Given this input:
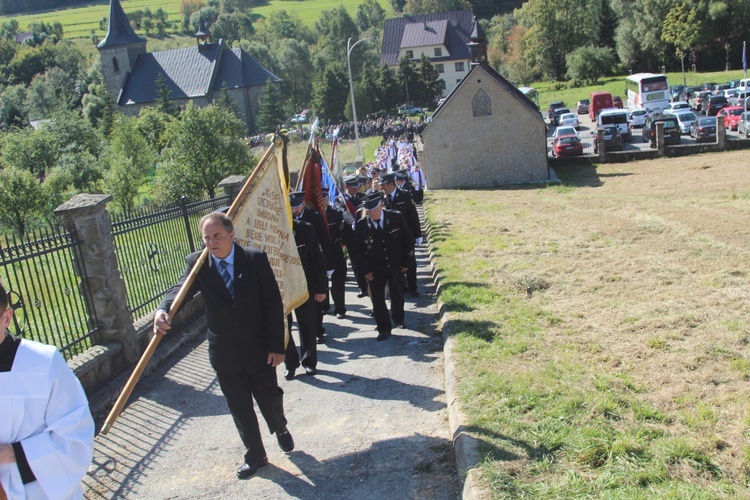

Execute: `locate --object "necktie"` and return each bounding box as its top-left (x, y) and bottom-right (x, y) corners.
top-left (219, 260), bottom-right (234, 298)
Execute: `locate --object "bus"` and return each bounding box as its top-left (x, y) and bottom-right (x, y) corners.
top-left (625, 73), bottom-right (670, 114)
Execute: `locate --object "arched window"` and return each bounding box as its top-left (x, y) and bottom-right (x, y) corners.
top-left (472, 88), bottom-right (491, 117)
top-left (112, 57), bottom-right (119, 73)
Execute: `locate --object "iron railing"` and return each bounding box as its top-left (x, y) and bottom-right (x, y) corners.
top-left (112, 195), bottom-right (231, 320)
top-left (0, 226), bottom-right (100, 361)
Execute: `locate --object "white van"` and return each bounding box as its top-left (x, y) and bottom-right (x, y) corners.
top-left (737, 78), bottom-right (750, 92)
top-left (598, 108), bottom-right (631, 142)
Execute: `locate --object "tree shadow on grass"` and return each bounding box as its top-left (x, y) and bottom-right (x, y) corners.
top-left (437, 281), bottom-right (498, 313)
top-left (443, 318), bottom-right (499, 342)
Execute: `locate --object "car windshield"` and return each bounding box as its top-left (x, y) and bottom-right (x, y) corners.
top-left (579, 99), bottom-right (589, 104)
top-left (630, 110), bottom-right (647, 117)
top-left (710, 96), bottom-right (727, 103)
top-left (675, 112), bottom-right (696, 122)
top-left (560, 113), bottom-right (576, 120)
top-left (698, 118), bottom-right (715, 125)
top-left (602, 126), bottom-right (618, 134)
top-left (556, 127), bottom-right (576, 136)
top-left (558, 136), bottom-right (579, 145)
top-left (729, 109), bottom-right (744, 116)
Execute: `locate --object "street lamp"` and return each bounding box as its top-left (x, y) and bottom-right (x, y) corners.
top-left (347, 36), bottom-right (375, 161)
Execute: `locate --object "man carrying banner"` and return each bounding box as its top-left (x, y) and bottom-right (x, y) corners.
top-left (285, 193), bottom-right (327, 380)
top-left (153, 212), bottom-right (293, 480)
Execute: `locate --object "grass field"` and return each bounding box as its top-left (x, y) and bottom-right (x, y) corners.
top-left (426, 151), bottom-right (750, 496)
top-left (1, 0), bottom-right (392, 40)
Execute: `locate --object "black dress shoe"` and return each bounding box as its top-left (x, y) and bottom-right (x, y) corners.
top-left (335, 310), bottom-right (346, 319)
top-left (409, 290), bottom-right (420, 297)
top-left (316, 335), bottom-right (325, 344)
top-left (284, 369), bottom-right (295, 381)
top-left (395, 322), bottom-right (406, 329)
top-left (357, 291), bottom-right (368, 298)
top-left (305, 366), bottom-right (317, 376)
top-left (237, 458), bottom-right (268, 479)
top-left (376, 330), bottom-right (391, 341)
top-left (277, 429), bottom-right (295, 452)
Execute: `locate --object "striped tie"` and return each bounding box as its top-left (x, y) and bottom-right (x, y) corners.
top-left (219, 260), bottom-right (234, 298)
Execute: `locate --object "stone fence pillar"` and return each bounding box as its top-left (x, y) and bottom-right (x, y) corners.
top-left (656, 121), bottom-right (665, 156)
top-left (717, 115), bottom-right (726, 149)
top-left (54, 194), bottom-right (139, 364)
top-left (218, 175), bottom-right (247, 202)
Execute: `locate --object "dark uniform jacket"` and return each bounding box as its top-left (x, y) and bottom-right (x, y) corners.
top-left (349, 210), bottom-right (413, 277)
top-left (297, 208), bottom-right (334, 270)
top-left (385, 188), bottom-right (422, 239)
top-left (159, 244), bottom-right (284, 375)
top-left (293, 219), bottom-right (327, 296)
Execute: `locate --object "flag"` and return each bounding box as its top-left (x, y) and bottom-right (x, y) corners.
top-left (320, 155), bottom-right (339, 207)
top-left (300, 149), bottom-right (330, 232)
top-left (743, 41), bottom-right (747, 76)
top-left (232, 145), bottom-right (309, 315)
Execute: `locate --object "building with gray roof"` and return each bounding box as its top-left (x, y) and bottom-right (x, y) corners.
top-left (380, 10), bottom-right (473, 98)
top-left (98, 0), bottom-right (279, 133)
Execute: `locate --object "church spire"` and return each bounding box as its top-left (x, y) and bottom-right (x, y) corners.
top-left (97, 0), bottom-right (146, 48)
top-left (468, 16), bottom-right (488, 66)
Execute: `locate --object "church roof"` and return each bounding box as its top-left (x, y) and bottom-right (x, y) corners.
top-left (97, 0), bottom-right (146, 48)
top-left (426, 62), bottom-right (544, 131)
top-left (380, 10), bottom-right (473, 66)
top-left (118, 41), bottom-right (280, 105)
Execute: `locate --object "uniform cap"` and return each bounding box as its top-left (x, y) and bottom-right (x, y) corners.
top-left (344, 174), bottom-right (360, 187)
top-left (363, 191), bottom-right (384, 210)
top-left (380, 172), bottom-right (396, 184)
top-left (394, 170), bottom-right (408, 181)
top-left (289, 191), bottom-right (306, 208)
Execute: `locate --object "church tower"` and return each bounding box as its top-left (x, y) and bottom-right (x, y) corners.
top-left (97, 0), bottom-right (147, 100)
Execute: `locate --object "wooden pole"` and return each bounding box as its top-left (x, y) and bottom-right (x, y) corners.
top-left (100, 136), bottom-right (282, 435)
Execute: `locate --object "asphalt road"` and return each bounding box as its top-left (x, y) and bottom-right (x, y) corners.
top-left (83, 221), bottom-right (460, 499)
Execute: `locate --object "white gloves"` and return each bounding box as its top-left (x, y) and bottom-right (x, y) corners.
top-left (415, 237), bottom-right (423, 245)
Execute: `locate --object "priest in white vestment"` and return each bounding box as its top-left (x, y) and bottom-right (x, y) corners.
top-left (0, 282), bottom-right (95, 500)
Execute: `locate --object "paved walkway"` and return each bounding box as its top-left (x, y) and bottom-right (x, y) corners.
top-left (83, 225), bottom-right (461, 499)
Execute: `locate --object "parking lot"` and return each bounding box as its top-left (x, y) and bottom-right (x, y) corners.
top-left (547, 114), bottom-right (748, 157)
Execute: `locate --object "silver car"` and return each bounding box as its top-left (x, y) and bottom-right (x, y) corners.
top-left (671, 109), bottom-right (698, 135)
top-left (628, 109), bottom-right (648, 128)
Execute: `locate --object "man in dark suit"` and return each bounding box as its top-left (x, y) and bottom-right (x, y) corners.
top-left (321, 188), bottom-right (347, 319)
top-left (153, 212), bottom-right (293, 480)
top-left (291, 192), bottom-right (333, 343)
top-left (285, 194), bottom-right (327, 380)
top-left (382, 172), bottom-right (423, 296)
top-left (348, 191), bottom-right (414, 340)
top-left (337, 175), bottom-right (368, 298)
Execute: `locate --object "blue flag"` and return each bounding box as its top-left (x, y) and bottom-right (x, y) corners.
top-left (320, 156), bottom-right (339, 206)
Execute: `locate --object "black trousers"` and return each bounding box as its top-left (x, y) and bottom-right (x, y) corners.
top-left (214, 365), bottom-right (286, 466)
top-left (285, 299), bottom-right (318, 370)
top-left (405, 253), bottom-right (418, 292)
top-left (329, 249), bottom-right (347, 314)
top-left (369, 267), bottom-right (405, 334)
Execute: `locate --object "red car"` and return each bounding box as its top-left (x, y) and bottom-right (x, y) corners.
top-left (613, 95), bottom-right (624, 108)
top-left (716, 106), bottom-right (744, 130)
top-left (551, 134), bottom-right (583, 157)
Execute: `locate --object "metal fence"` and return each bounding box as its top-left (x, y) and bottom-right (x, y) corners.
top-left (0, 226), bottom-right (100, 361)
top-left (112, 195), bottom-right (231, 321)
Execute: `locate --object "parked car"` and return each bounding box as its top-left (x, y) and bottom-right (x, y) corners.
top-left (576, 99), bottom-right (589, 115)
top-left (738, 112), bottom-right (750, 135)
top-left (628, 108), bottom-right (648, 128)
top-left (663, 102), bottom-right (691, 114)
top-left (551, 135), bottom-right (583, 157)
top-left (704, 95), bottom-right (729, 116)
top-left (671, 110), bottom-right (698, 135)
top-left (552, 125), bottom-right (578, 140)
top-left (398, 105), bottom-right (422, 115)
top-left (715, 83), bottom-right (731, 92)
top-left (727, 79), bottom-right (742, 88)
top-left (679, 86), bottom-right (700, 102)
top-left (690, 116), bottom-right (717, 142)
top-left (642, 113), bottom-right (681, 147)
top-left (551, 107), bottom-right (571, 126)
top-left (701, 82), bottom-right (717, 91)
top-left (731, 91), bottom-right (750, 107)
top-left (593, 125), bottom-right (623, 153)
top-left (589, 91), bottom-right (614, 121)
top-left (547, 101), bottom-right (566, 122)
top-left (690, 90), bottom-right (711, 112)
top-left (723, 89), bottom-right (738, 101)
top-left (716, 106), bottom-right (744, 131)
top-left (598, 108), bottom-right (631, 142)
top-left (612, 95), bottom-right (624, 108)
top-left (558, 112), bottom-right (580, 129)
top-left (669, 84), bottom-right (685, 101)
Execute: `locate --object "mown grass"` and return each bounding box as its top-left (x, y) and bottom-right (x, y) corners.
top-left (425, 152), bottom-right (750, 497)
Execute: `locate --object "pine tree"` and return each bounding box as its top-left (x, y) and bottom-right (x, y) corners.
top-left (155, 73), bottom-right (177, 117)
top-left (256, 79), bottom-right (285, 133)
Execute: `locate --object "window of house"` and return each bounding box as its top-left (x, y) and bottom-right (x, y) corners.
top-left (406, 50), bottom-right (413, 59)
top-left (439, 80), bottom-right (446, 90)
top-left (112, 57), bottom-right (120, 73)
top-left (455, 62), bottom-right (465, 72)
top-left (435, 64), bottom-right (444, 73)
top-left (434, 48), bottom-right (442, 57)
top-left (472, 88), bottom-right (492, 117)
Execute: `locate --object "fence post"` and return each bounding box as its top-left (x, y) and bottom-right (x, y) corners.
top-left (179, 196), bottom-right (196, 254)
top-left (717, 115), bottom-right (726, 149)
top-left (218, 175), bottom-right (247, 202)
top-left (54, 194), bottom-right (139, 364)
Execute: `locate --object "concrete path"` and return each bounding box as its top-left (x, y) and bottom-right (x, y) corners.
top-left (83, 234), bottom-right (460, 499)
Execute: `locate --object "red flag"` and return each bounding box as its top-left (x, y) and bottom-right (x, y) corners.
top-left (301, 149), bottom-right (329, 233)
